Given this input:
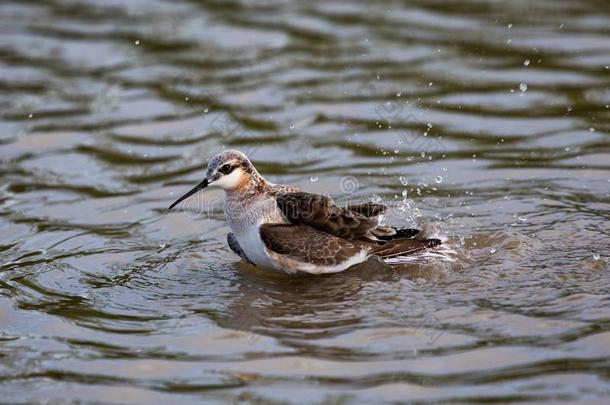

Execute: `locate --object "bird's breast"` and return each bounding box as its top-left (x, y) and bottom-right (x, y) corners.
top-left (225, 196), bottom-right (285, 231)
top-left (224, 195), bottom-right (287, 269)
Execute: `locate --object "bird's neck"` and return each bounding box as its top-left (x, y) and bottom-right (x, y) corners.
top-left (226, 171), bottom-right (269, 197)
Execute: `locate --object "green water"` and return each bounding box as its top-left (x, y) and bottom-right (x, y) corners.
top-left (1, 0), bottom-right (609, 403)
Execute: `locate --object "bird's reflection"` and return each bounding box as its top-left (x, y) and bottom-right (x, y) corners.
top-left (216, 258), bottom-right (439, 342)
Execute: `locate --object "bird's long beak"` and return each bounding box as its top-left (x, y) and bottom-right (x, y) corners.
top-left (168, 178), bottom-right (209, 210)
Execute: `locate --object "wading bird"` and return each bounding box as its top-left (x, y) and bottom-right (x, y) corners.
top-left (169, 150), bottom-right (441, 274)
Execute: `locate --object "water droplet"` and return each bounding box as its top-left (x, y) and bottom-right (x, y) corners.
top-left (203, 108), bottom-right (209, 113)
top-left (523, 59), bottom-right (530, 66)
top-left (159, 243), bottom-right (166, 249)
top-left (519, 83), bottom-right (528, 92)
top-left (507, 23), bottom-right (513, 29)
top-left (593, 253), bottom-right (601, 260)
top-left (28, 113), bottom-right (33, 118)
top-left (289, 124), bottom-right (295, 130)
top-left (435, 175), bottom-right (443, 183)
top-left (490, 248), bottom-right (497, 254)
top-left (310, 176), bottom-right (318, 182)
top-left (399, 176), bottom-right (409, 186)
top-left (134, 40), bottom-right (140, 45)
top-left (518, 216), bottom-right (527, 222)
top-left (428, 82), bottom-right (433, 86)
top-left (396, 92), bottom-right (401, 97)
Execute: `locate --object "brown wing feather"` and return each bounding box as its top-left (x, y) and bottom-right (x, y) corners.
top-left (272, 192), bottom-right (441, 266)
top-left (259, 224), bottom-right (366, 267)
top-left (276, 192), bottom-right (379, 240)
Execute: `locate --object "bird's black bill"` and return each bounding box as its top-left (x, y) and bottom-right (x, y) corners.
top-left (168, 178), bottom-right (208, 210)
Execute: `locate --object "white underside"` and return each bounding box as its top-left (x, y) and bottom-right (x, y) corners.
top-left (235, 222), bottom-right (278, 270)
top-left (264, 246), bottom-right (369, 275)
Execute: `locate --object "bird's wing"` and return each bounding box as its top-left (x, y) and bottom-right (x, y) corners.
top-left (259, 224), bottom-right (369, 273)
top-left (275, 192), bottom-right (380, 240)
top-left (273, 192), bottom-right (442, 264)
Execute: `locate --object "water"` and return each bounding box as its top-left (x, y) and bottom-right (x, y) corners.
top-left (1, 0), bottom-right (609, 402)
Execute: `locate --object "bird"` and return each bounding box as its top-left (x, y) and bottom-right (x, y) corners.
top-left (168, 150), bottom-right (441, 275)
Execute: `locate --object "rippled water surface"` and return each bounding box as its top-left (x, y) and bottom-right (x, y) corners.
top-left (1, 0), bottom-right (610, 403)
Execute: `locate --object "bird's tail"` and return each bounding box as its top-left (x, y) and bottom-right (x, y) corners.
top-left (370, 223), bottom-right (456, 264)
top-left (371, 236), bottom-right (441, 259)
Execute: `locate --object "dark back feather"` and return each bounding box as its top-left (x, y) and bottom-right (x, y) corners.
top-left (276, 192), bottom-right (379, 240)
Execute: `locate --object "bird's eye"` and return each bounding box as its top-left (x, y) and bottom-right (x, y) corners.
top-left (218, 163), bottom-right (233, 174)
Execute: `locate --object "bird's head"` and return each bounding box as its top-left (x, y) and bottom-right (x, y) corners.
top-left (169, 150), bottom-right (260, 210)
